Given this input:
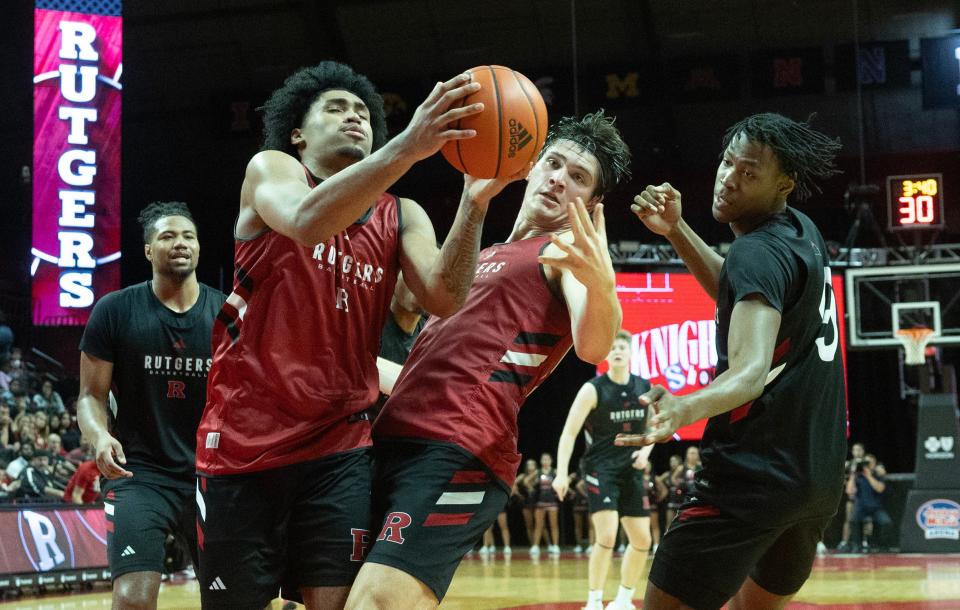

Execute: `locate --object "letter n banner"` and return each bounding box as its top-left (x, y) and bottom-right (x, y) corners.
top-left (32, 0), bottom-right (122, 326)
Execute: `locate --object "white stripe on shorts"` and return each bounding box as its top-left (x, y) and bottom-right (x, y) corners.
top-left (103, 502), bottom-right (114, 516)
top-left (436, 491), bottom-right (486, 505)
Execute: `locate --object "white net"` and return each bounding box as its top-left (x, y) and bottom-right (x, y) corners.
top-left (896, 328), bottom-right (935, 366)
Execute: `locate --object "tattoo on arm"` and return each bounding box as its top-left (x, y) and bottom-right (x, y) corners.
top-left (438, 201), bottom-right (486, 303)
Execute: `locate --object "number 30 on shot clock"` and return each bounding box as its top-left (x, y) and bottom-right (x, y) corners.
top-left (886, 173), bottom-right (944, 231)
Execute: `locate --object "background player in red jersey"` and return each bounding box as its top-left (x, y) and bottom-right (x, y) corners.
top-left (554, 330), bottom-right (653, 610)
top-left (77, 201), bottom-right (224, 610)
top-left (345, 110), bottom-right (631, 610)
top-left (195, 61), bottom-right (524, 610)
top-left (622, 113), bottom-right (846, 610)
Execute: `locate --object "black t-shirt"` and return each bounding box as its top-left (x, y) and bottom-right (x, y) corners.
top-left (583, 374), bottom-right (650, 470)
top-left (695, 208), bottom-right (847, 526)
top-left (79, 281), bottom-right (224, 486)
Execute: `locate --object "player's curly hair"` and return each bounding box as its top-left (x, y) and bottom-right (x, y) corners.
top-left (260, 61), bottom-right (387, 157)
top-left (137, 201), bottom-right (196, 243)
top-left (541, 110), bottom-right (632, 197)
top-left (722, 113), bottom-right (842, 201)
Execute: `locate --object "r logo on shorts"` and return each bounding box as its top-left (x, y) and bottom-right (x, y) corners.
top-left (377, 512), bottom-right (412, 544)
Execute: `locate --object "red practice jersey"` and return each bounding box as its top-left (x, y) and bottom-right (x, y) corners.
top-left (374, 236), bottom-right (573, 487)
top-left (197, 182), bottom-right (401, 475)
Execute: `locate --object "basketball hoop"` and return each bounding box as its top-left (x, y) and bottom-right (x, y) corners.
top-left (896, 328), bottom-right (936, 365)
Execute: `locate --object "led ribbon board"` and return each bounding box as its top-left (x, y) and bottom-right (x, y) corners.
top-left (32, 0), bottom-right (122, 326)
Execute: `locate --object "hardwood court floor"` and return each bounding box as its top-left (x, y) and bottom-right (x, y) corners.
top-left (1, 552), bottom-right (958, 609)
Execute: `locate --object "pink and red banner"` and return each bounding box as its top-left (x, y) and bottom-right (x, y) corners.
top-left (602, 271), bottom-right (848, 440)
top-left (0, 506), bottom-right (107, 574)
top-left (32, 3), bottom-right (122, 326)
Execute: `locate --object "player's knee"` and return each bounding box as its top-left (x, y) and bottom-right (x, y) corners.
top-left (346, 582), bottom-right (394, 610)
top-left (112, 586), bottom-right (155, 610)
top-left (595, 532), bottom-right (617, 548)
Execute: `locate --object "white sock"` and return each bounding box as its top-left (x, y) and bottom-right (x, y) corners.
top-left (588, 589), bottom-right (604, 604)
top-left (615, 584), bottom-right (635, 604)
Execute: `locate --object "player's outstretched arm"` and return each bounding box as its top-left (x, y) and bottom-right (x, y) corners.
top-left (77, 352), bottom-right (132, 479)
top-left (245, 73), bottom-right (484, 246)
top-left (631, 183), bottom-right (724, 300)
top-left (616, 295), bottom-right (780, 446)
top-left (554, 382), bottom-right (598, 499)
top-left (540, 199), bottom-right (621, 364)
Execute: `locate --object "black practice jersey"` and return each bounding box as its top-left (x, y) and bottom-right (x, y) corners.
top-left (696, 208), bottom-right (846, 526)
top-left (583, 374), bottom-right (651, 469)
top-left (80, 281), bottom-right (224, 485)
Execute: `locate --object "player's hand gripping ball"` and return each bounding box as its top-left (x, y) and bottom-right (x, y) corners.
top-left (441, 65), bottom-right (548, 179)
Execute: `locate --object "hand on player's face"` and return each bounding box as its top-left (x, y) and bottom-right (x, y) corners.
top-left (537, 198), bottom-right (614, 292)
top-left (631, 183), bottom-right (682, 237)
top-left (399, 73), bottom-right (484, 162)
top-left (615, 385), bottom-right (682, 446)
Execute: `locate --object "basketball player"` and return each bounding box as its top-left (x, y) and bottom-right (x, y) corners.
top-left (77, 202), bottom-right (224, 609)
top-left (622, 113), bottom-right (847, 609)
top-left (195, 62), bottom-right (520, 610)
top-left (344, 110), bottom-right (631, 610)
top-left (554, 329), bottom-right (653, 610)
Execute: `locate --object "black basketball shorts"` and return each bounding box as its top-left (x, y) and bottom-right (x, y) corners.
top-left (583, 462), bottom-right (650, 517)
top-left (366, 440), bottom-right (508, 602)
top-left (196, 448), bottom-right (373, 610)
top-left (648, 500), bottom-right (830, 610)
top-left (102, 476), bottom-right (197, 579)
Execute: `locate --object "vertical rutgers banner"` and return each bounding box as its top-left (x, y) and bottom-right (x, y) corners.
top-left (32, 0), bottom-right (122, 326)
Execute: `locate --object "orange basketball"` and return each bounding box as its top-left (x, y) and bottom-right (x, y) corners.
top-left (441, 66), bottom-right (548, 179)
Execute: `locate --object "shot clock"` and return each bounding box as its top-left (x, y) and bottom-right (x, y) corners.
top-left (886, 174), bottom-right (944, 231)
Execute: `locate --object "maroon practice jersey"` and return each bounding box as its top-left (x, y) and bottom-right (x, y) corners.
top-left (197, 177), bottom-right (401, 475)
top-left (374, 236), bottom-right (573, 487)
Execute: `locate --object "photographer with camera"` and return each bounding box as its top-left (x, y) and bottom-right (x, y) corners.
top-left (845, 452), bottom-right (892, 552)
top-left (836, 442), bottom-right (865, 551)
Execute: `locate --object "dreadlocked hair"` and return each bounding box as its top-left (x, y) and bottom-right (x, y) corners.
top-left (137, 201), bottom-right (195, 243)
top-left (722, 113), bottom-right (842, 201)
top-left (541, 109), bottom-right (632, 197)
top-left (260, 61), bottom-right (387, 156)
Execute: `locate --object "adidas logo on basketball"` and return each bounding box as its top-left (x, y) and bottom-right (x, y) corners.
top-left (507, 119), bottom-right (533, 158)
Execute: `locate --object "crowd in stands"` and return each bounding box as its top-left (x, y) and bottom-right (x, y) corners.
top-left (0, 345), bottom-right (97, 506)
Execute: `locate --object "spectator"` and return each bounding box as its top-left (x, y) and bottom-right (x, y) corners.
top-left (0, 311), bottom-right (12, 360)
top-left (34, 411), bottom-right (51, 443)
top-left (846, 453), bottom-right (891, 552)
top-left (6, 441), bottom-right (33, 480)
top-left (837, 442), bottom-right (866, 552)
top-left (67, 436), bottom-right (94, 466)
top-left (644, 461), bottom-right (668, 552)
top-left (0, 357), bottom-right (11, 392)
top-left (571, 470), bottom-right (593, 553)
top-left (32, 380), bottom-right (65, 414)
top-left (0, 403), bottom-right (13, 450)
top-left (671, 446), bottom-right (702, 507)
top-left (660, 454), bottom-right (683, 528)
top-left (531, 452), bottom-right (562, 556)
top-left (17, 449), bottom-right (64, 501)
top-left (1, 378), bottom-right (26, 408)
top-left (64, 459), bottom-right (101, 504)
top-left (60, 414), bottom-right (82, 453)
top-left (517, 458), bottom-right (539, 545)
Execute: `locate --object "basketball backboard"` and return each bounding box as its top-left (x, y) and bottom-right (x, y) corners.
top-left (846, 264), bottom-right (960, 347)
